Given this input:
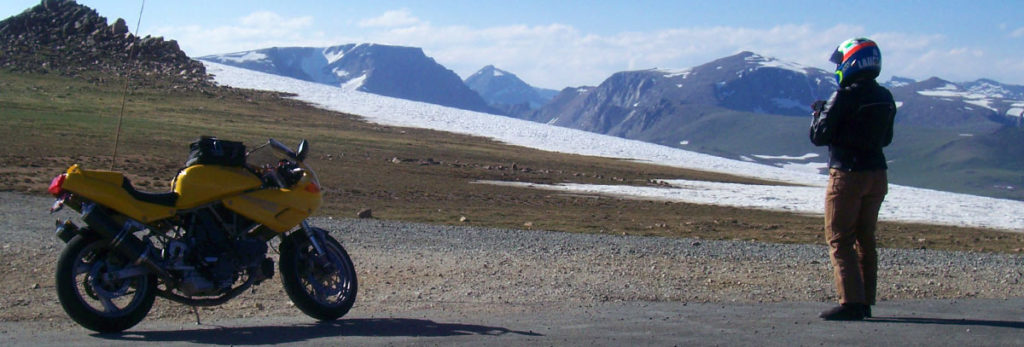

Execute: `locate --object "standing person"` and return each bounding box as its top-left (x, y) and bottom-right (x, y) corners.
top-left (809, 37), bottom-right (896, 321)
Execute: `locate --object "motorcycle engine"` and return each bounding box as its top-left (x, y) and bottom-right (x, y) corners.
top-left (171, 206), bottom-right (268, 296)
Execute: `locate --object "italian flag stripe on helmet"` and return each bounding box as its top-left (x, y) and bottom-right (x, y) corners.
top-left (842, 40), bottom-right (877, 63)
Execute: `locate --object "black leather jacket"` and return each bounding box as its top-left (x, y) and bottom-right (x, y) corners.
top-left (809, 79), bottom-right (896, 172)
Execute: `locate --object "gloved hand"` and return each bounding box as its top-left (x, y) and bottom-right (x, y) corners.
top-left (811, 100), bottom-right (826, 117)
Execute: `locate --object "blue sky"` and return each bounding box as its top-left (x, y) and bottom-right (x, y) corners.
top-left (3, 0), bottom-right (1023, 89)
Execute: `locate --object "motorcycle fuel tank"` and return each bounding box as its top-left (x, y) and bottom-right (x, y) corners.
top-left (173, 165), bottom-right (262, 209)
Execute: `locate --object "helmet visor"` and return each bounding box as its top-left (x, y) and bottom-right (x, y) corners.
top-left (829, 49), bottom-right (844, 65)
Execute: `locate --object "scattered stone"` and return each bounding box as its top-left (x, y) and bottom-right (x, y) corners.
top-left (356, 208), bottom-right (373, 219)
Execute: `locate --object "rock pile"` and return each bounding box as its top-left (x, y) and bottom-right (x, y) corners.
top-left (0, 0), bottom-right (211, 89)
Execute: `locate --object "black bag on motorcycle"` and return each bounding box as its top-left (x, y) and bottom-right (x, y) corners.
top-left (185, 136), bottom-right (246, 167)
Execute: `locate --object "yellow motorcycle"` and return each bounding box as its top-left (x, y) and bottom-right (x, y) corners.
top-left (47, 137), bottom-right (357, 333)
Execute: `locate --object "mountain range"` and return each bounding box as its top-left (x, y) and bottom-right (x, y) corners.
top-left (203, 44), bottom-right (1024, 200)
top-left (519, 52), bottom-right (1024, 200)
top-left (199, 44), bottom-right (496, 114)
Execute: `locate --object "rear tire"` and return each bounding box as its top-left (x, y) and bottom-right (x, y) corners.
top-left (55, 235), bottom-right (157, 333)
top-left (279, 229), bottom-right (357, 321)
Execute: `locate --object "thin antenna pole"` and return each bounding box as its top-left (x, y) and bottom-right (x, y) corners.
top-left (111, 0), bottom-right (146, 170)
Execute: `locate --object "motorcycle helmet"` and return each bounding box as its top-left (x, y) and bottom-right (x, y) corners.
top-left (829, 38), bottom-right (881, 85)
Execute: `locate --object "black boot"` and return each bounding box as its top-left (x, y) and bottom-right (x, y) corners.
top-left (819, 303), bottom-right (867, 321)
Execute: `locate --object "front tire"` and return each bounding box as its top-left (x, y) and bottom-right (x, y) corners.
top-left (279, 229), bottom-right (357, 321)
top-left (55, 235), bottom-right (157, 333)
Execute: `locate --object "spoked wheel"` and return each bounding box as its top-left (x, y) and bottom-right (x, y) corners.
top-left (279, 228), bottom-right (357, 321)
top-left (55, 235), bottom-right (157, 333)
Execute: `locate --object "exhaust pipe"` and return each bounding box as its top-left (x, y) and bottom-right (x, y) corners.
top-left (81, 203), bottom-right (175, 284)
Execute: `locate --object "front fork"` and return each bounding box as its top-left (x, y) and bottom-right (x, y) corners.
top-left (300, 220), bottom-right (328, 257)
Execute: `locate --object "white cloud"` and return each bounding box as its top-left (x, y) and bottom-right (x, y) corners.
top-left (869, 32), bottom-right (1022, 82)
top-left (358, 9), bottom-right (422, 28)
top-left (150, 11), bottom-right (330, 57)
top-left (1012, 27), bottom-right (1024, 38)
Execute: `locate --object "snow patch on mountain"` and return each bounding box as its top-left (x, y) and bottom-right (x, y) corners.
top-left (744, 53), bottom-right (810, 75)
top-left (659, 68), bottom-right (692, 79)
top-left (323, 47), bottom-right (345, 65)
top-left (965, 99), bottom-right (997, 111)
top-left (917, 83), bottom-right (960, 97)
top-left (918, 83), bottom-right (1002, 112)
top-left (967, 81), bottom-right (1010, 98)
top-left (1009, 104), bottom-right (1024, 118)
top-left (218, 51), bottom-right (267, 63)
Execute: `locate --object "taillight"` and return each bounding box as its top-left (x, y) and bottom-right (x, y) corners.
top-left (48, 174), bottom-right (67, 197)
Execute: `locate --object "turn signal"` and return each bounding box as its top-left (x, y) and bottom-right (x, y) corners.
top-left (304, 182), bottom-right (321, 193)
top-left (48, 174), bottom-right (67, 197)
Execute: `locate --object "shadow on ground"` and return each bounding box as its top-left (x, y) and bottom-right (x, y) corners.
top-left (93, 318), bottom-right (542, 345)
top-left (869, 316), bottom-right (1024, 329)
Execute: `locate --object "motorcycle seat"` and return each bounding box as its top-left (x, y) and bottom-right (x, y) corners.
top-left (122, 178), bottom-right (179, 207)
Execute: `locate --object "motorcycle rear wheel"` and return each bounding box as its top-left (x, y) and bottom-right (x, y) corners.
top-left (55, 234), bottom-right (157, 333)
top-left (280, 230), bottom-right (357, 321)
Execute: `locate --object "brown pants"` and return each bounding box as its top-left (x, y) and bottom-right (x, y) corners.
top-left (825, 169), bottom-right (887, 305)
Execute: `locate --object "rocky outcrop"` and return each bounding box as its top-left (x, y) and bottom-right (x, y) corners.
top-left (0, 0), bottom-right (211, 89)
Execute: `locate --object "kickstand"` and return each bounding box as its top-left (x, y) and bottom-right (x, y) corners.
top-left (191, 305), bottom-right (202, 325)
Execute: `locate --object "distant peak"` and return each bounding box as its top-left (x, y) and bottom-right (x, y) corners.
top-left (726, 51), bottom-right (811, 75)
top-left (716, 51), bottom-right (780, 65)
top-left (920, 77), bottom-right (951, 85)
top-left (736, 51), bottom-right (759, 58)
top-left (470, 65), bottom-right (511, 79)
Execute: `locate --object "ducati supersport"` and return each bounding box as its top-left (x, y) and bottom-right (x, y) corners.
top-left (47, 137), bottom-right (357, 333)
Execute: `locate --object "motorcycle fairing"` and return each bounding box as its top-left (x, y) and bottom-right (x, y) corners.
top-left (173, 165), bottom-right (262, 209)
top-left (223, 173), bottom-right (322, 233)
top-left (61, 164), bottom-right (175, 223)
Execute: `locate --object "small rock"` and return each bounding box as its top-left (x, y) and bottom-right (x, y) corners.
top-left (356, 208), bottom-right (373, 219)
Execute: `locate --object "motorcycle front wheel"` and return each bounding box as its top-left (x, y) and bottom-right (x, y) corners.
top-left (279, 229), bottom-right (357, 321)
top-left (55, 234), bottom-right (157, 333)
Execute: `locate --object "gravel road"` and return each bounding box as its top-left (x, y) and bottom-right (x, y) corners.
top-left (2, 191), bottom-right (1023, 344)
